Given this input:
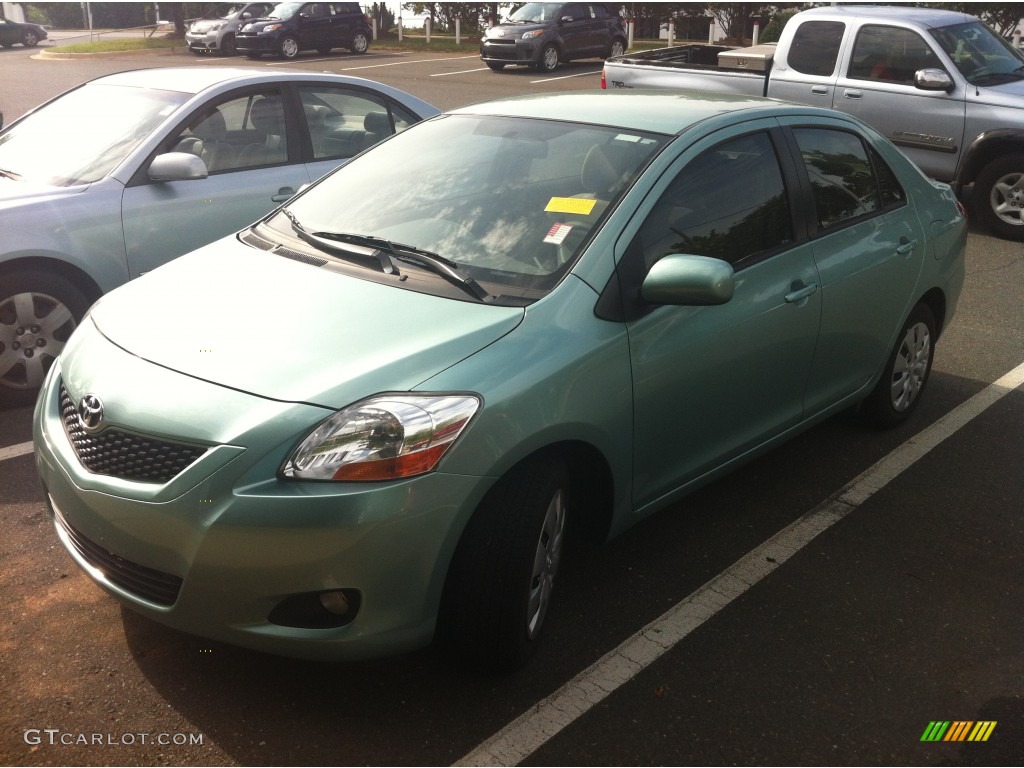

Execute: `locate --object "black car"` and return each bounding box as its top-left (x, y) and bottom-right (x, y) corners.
top-left (0, 17), bottom-right (47, 48)
top-left (480, 2), bottom-right (627, 73)
top-left (236, 1), bottom-right (370, 60)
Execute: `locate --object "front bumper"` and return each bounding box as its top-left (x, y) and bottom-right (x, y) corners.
top-left (185, 31), bottom-right (221, 52)
top-left (236, 34), bottom-right (278, 54)
top-left (33, 323), bottom-right (490, 661)
top-left (480, 39), bottom-right (540, 65)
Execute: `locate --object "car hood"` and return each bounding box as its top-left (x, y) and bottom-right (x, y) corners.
top-left (486, 22), bottom-right (548, 38)
top-left (88, 235), bottom-right (525, 409)
top-left (976, 79), bottom-right (1024, 108)
top-left (0, 179), bottom-right (86, 207)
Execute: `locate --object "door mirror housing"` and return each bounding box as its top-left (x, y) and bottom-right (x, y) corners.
top-left (148, 152), bottom-right (209, 182)
top-left (641, 254), bottom-right (735, 306)
top-left (915, 68), bottom-right (955, 92)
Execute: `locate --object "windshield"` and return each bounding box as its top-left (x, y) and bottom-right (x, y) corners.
top-left (930, 21), bottom-right (1024, 86)
top-left (272, 113), bottom-right (666, 300)
top-left (203, 3), bottom-right (247, 19)
top-left (0, 83), bottom-right (188, 186)
top-left (265, 1), bottom-right (301, 20)
top-left (508, 3), bottom-right (560, 24)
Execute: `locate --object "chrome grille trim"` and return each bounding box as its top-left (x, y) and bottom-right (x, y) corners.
top-left (59, 383), bottom-right (206, 484)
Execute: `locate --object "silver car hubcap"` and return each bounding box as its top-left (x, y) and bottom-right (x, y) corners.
top-left (543, 47), bottom-right (558, 70)
top-left (890, 321), bottom-right (931, 412)
top-left (611, 41), bottom-right (624, 56)
top-left (282, 38), bottom-right (298, 57)
top-left (526, 487), bottom-right (566, 640)
top-left (353, 34), bottom-right (367, 52)
top-left (990, 171), bottom-right (1024, 227)
top-left (0, 292), bottom-right (74, 390)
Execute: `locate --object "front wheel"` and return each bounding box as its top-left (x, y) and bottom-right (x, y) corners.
top-left (486, 61), bottom-right (506, 71)
top-left (219, 33), bottom-right (237, 56)
top-left (438, 455), bottom-right (569, 673)
top-left (0, 271), bottom-right (89, 408)
top-left (862, 302), bottom-right (936, 427)
top-left (349, 32), bottom-right (368, 54)
top-left (535, 43), bottom-right (559, 73)
top-left (975, 153), bottom-right (1024, 240)
top-left (278, 34), bottom-right (300, 59)
top-left (22, 30), bottom-right (39, 47)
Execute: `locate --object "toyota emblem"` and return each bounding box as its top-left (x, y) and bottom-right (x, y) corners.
top-left (78, 394), bottom-right (105, 433)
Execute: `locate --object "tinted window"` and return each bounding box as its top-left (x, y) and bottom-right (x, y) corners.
top-left (788, 21), bottom-right (844, 77)
top-left (299, 87), bottom-right (398, 160)
top-left (793, 128), bottom-right (903, 231)
top-left (634, 132), bottom-right (792, 270)
top-left (849, 25), bottom-right (941, 84)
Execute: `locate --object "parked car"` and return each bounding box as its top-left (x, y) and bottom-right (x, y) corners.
top-left (185, 2), bottom-right (273, 56)
top-left (0, 67), bottom-right (438, 406)
top-left (0, 16), bottom-right (47, 48)
top-left (480, 1), bottom-right (627, 72)
top-left (34, 90), bottom-right (966, 672)
top-left (236, 1), bottom-right (371, 60)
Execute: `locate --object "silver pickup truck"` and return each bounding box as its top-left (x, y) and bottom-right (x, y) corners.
top-left (603, 5), bottom-right (1024, 240)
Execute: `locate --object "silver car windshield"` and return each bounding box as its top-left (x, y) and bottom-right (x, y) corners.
top-left (930, 21), bottom-right (1024, 85)
top-left (0, 83), bottom-right (188, 186)
top-left (280, 114), bottom-right (666, 296)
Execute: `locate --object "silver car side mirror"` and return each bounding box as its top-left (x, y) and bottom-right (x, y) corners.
top-left (148, 152), bottom-right (209, 182)
top-left (915, 68), bottom-right (955, 92)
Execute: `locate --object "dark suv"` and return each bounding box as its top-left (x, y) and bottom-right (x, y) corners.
top-left (480, 2), bottom-right (627, 73)
top-left (236, 1), bottom-right (371, 60)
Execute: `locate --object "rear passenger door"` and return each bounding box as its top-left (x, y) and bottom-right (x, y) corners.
top-left (779, 119), bottom-right (925, 414)
top-left (621, 123), bottom-right (822, 510)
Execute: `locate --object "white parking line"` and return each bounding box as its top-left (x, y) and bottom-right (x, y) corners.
top-left (455, 359), bottom-right (1024, 767)
top-left (431, 67), bottom-right (491, 77)
top-left (0, 441), bottom-right (33, 462)
top-left (334, 54), bottom-right (479, 71)
top-left (530, 70), bottom-right (602, 84)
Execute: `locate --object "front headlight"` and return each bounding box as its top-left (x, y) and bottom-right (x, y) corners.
top-left (522, 30), bottom-right (544, 39)
top-left (261, 23), bottom-right (283, 33)
top-left (281, 394), bottom-right (481, 481)
top-left (211, 21), bottom-right (224, 31)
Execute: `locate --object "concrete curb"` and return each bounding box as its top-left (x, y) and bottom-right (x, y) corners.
top-left (36, 45), bottom-right (190, 60)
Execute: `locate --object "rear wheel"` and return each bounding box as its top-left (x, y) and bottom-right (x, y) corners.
top-left (862, 302), bottom-right (935, 427)
top-left (438, 455), bottom-right (569, 673)
top-left (975, 153), bottom-right (1024, 240)
top-left (349, 32), bottom-right (368, 54)
top-left (0, 271), bottom-right (89, 408)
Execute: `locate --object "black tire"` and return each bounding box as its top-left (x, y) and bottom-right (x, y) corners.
top-left (975, 153), bottom-right (1024, 240)
top-left (349, 31), bottom-right (369, 54)
top-left (22, 30), bottom-right (39, 47)
top-left (862, 302), bottom-right (936, 428)
top-left (438, 455), bottom-right (570, 673)
top-left (278, 34), bottom-right (300, 59)
top-left (486, 62), bottom-right (506, 71)
top-left (0, 270), bottom-right (90, 408)
top-left (219, 33), bottom-right (237, 56)
top-left (535, 43), bottom-right (559, 73)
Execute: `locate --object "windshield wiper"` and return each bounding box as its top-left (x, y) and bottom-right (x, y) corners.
top-left (281, 210), bottom-right (492, 301)
top-left (0, 167), bottom-right (22, 180)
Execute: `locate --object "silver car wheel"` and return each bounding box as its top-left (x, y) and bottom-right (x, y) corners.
top-left (351, 32), bottom-right (368, 54)
top-left (989, 170), bottom-right (1024, 228)
top-left (889, 320), bottom-right (931, 412)
top-left (279, 35), bottom-right (299, 59)
top-left (526, 486), bottom-right (567, 640)
top-left (0, 291), bottom-right (75, 390)
top-left (609, 40), bottom-right (625, 57)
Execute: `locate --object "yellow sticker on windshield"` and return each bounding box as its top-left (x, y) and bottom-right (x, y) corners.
top-left (545, 197), bottom-right (598, 216)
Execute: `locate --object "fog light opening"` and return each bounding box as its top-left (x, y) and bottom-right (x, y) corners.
top-left (267, 589), bottom-right (362, 629)
top-left (319, 590), bottom-right (349, 615)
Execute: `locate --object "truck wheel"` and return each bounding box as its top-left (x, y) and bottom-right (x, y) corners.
top-left (976, 154), bottom-right (1024, 240)
top-left (0, 270), bottom-right (89, 408)
top-left (536, 43), bottom-right (559, 73)
top-left (437, 455), bottom-right (569, 672)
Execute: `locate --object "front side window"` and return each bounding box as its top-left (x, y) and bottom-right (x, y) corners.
top-left (793, 128), bottom-right (904, 231)
top-left (849, 25), bottom-right (942, 85)
top-left (633, 132), bottom-right (793, 271)
top-left (274, 114), bottom-right (667, 299)
top-left (0, 83), bottom-right (188, 186)
top-left (168, 90), bottom-right (288, 172)
top-left (788, 21), bottom-right (844, 77)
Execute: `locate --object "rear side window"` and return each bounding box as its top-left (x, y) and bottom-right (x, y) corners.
top-left (788, 21), bottom-right (844, 77)
top-left (634, 132), bottom-right (793, 270)
top-left (792, 127), bottom-right (905, 231)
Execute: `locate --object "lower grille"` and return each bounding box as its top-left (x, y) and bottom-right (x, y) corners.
top-left (52, 505), bottom-right (182, 607)
top-left (59, 384), bottom-right (206, 484)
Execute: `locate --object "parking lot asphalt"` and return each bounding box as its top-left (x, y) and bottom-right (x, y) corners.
top-left (1, 43), bottom-right (1023, 767)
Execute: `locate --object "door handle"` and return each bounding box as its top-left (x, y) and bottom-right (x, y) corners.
top-left (896, 238), bottom-right (919, 257)
top-left (843, 89), bottom-right (863, 99)
top-left (811, 85), bottom-right (829, 95)
top-left (271, 187), bottom-right (297, 202)
top-left (785, 282), bottom-right (818, 304)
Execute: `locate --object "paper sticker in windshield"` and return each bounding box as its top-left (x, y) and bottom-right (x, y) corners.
top-left (544, 222), bottom-right (574, 245)
top-left (545, 197), bottom-right (597, 216)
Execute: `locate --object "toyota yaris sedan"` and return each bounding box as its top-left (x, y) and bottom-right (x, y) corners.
top-left (34, 91), bottom-right (966, 672)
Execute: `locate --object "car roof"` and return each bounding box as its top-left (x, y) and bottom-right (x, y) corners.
top-left (452, 90), bottom-right (830, 136)
top-left (798, 5), bottom-right (977, 30)
top-left (90, 67), bottom-right (368, 95)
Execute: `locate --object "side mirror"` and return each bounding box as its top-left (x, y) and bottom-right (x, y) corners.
top-left (641, 254), bottom-right (735, 306)
top-left (148, 152), bottom-right (209, 182)
top-left (560, 16), bottom-right (574, 24)
top-left (915, 68), bottom-right (955, 92)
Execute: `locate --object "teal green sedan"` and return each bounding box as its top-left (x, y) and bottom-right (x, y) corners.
top-left (33, 91), bottom-right (966, 672)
